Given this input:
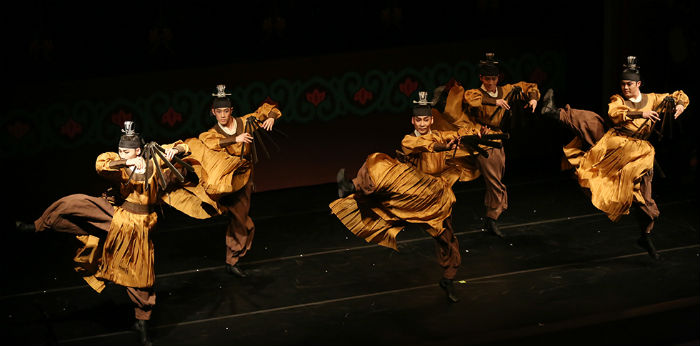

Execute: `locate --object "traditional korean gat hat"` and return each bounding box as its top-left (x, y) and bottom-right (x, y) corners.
top-left (478, 52), bottom-right (500, 77)
top-left (412, 91), bottom-right (432, 116)
top-left (211, 84), bottom-right (232, 108)
top-left (621, 56), bottom-right (641, 81)
top-left (119, 121), bottom-right (143, 149)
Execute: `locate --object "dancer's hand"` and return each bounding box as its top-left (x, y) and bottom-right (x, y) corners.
top-left (164, 148), bottom-right (178, 161)
top-left (525, 99), bottom-right (537, 112)
top-left (127, 157), bottom-right (146, 170)
top-left (262, 117), bottom-right (275, 131)
top-left (641, 110), bottom-right (660, 122)
top-left (496, 99), bottom-right (510, 110)
top-left (236, 133), bottom-right (253, 143)
top-left (674, 104), bottom-right (686, 119)
top-left (446, 138), bottom-right (458, 150)
top-left (479, 126), bottom-right (490, 137)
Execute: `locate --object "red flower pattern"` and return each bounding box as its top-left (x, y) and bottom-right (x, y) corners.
top-left (162, 107), bottom-right (183, 127)
top-left (8, 121), bottom-right (30, 139)
top-left (353, 87), bottom-right (373, 105)
top-left (60, 118), bottom-right (83, 139)
top-left (399, 77), bottom-right (418, 97)
top-left (111, 110), bottom-right (133, 126)
top-left (306, 89), bottom-right (326, 107)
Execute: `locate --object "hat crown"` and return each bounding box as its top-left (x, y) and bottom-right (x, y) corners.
top-left (213, 84), bottom-right (231, 97)
top-left (480, 52), bottom-right (499, 65)
top-left (119, 121), bottom-right (142, 149)
top-left (413, 91), bottom-right (430, 105)
top-left (411, 91), bottom-right (432, 116)
top-left (122, 121), bottom-right (136, 136)
top-left (623, 56), bottom-right (639, 70)
top-left (620, 55), bottom-right (641, 81)
top-left (478, 52), bottom-right (500, 76)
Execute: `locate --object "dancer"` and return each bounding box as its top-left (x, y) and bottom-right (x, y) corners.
top-left (571, 56), bottom-right (689, 259)
top-left (332, 91), bottom-right (489, 303)
top-left (16, 121), bottom-right (190, 346)
top-left (167, 84), bottom-right (283, 277)
top-left (434, 52), bottom-right (541, 238)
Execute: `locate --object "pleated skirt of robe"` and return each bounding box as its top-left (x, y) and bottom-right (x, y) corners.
top-left (95, 207), bottom-right (157, 288)
top-left (184, 137), bottom-right (250, 201)
top-left (329, 152), bottom-right (456, 250)
top-left (576, 130), bottom-right (655, 221)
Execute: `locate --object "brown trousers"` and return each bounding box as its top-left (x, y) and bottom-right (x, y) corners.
top-left (34, 194), bottom-right (113, 235)
top-left (637, 170), bottom-right (660, 233)
top-left (220, 179), bottom-right (256, 266)
top-left (558, 105), bottom-right (606, 148)
top-left (34, 193), bottom-right (156, 320)
top-left (431, 217), bottom-right (461, 280)
top-left (127, 287), bottom-right (156, 320)
top-left (474, 147), bottom-right (507, 220)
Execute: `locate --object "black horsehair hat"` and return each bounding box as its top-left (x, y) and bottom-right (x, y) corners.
top-left (479, 52), bottom-right (500, 77)
top-left (412, 91), bottom-right (432, 117)
top-left (211, 84), bottom-right (233, 108)
top-left (119, 121), bottom-right (143, 149)
top-left (621, 56), bottom-right (641, 81)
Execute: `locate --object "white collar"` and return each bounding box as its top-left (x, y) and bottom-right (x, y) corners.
top-left (628, 94), bottom-right (643, 103)
top-left (218, 120), bottom-right (237, 136)
top-left (414, 129), bottom-right (431, 137)
top-left (480, 84), bottom-right (498, 98)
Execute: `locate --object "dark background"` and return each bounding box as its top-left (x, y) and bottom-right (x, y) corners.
top-left (2, 0), bottom-right (697, 224)
top-left (1, 3), bottom-right (698, 345)
top-left (4, 1), bottom-right (697, 105)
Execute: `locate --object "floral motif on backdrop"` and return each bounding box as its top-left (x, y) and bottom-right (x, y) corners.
top-left (2, 52), bottom-right (563, 157)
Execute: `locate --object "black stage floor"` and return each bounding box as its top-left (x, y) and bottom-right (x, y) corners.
top-left (2, 170), bottom-right (698, 345)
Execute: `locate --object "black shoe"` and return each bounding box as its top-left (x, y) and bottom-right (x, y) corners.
top-left (540, 88), bottom-right (559, 120)
top-left (15, 221), bottom-right (36, 232)
top-left (226, 264), bottom-right (248, 278)
top-left (484, 217), bottom-right (505, 239)
top-left (132, 319), bottom-right (153, 346)
top-left (336, 168), bottom-right (356, 198)
top-left (439, 278), bottom-right (459, 303)
top-left (637, 234), bottom-right (661, 260)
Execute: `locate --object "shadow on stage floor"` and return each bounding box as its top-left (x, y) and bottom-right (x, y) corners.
top-left (1, 169), bottom-right (698, 345)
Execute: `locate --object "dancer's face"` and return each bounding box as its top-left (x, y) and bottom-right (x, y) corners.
top-left (411, 115), bottom-right (433, 135)
top-left (480, 75), bottom-right (499, 93)
top-left (212, 107), bottom-right (234, 126)
top-left (118, 147), bottom-right (141, 160)
top-left (620, 80), bottom-right (641, 99)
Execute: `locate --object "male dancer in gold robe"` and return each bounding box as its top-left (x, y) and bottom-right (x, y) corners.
top-left (17, 121), bottom-right (189, 346)
top-left (332, 91), bottom-right (481, 303)
top-left (434, 53), bottom-right (540, 238)
top-left (573, 56), bottom-right (689, 259)
top-left (170, 85), bottom-right (282, 277)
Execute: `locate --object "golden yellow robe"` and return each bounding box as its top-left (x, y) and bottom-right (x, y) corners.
top-left (576, 91), bottom-right (689, 221)
top-left (329, 152), bottom-right (457, 250)
top-left (463, 82), bottom-right (540, 129)
top-left (80, 142), bottom-right (189, 291)
top-left (563, 136), bottom-right (587, 170)
top-left (330, 128), bottom-right (481, 250)
top-left (165, 103), bottom-right (281, 218)
top-left (400, 128), bottom-right (479, 185)
top-left (432, 83), bottom-right (520, 182)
